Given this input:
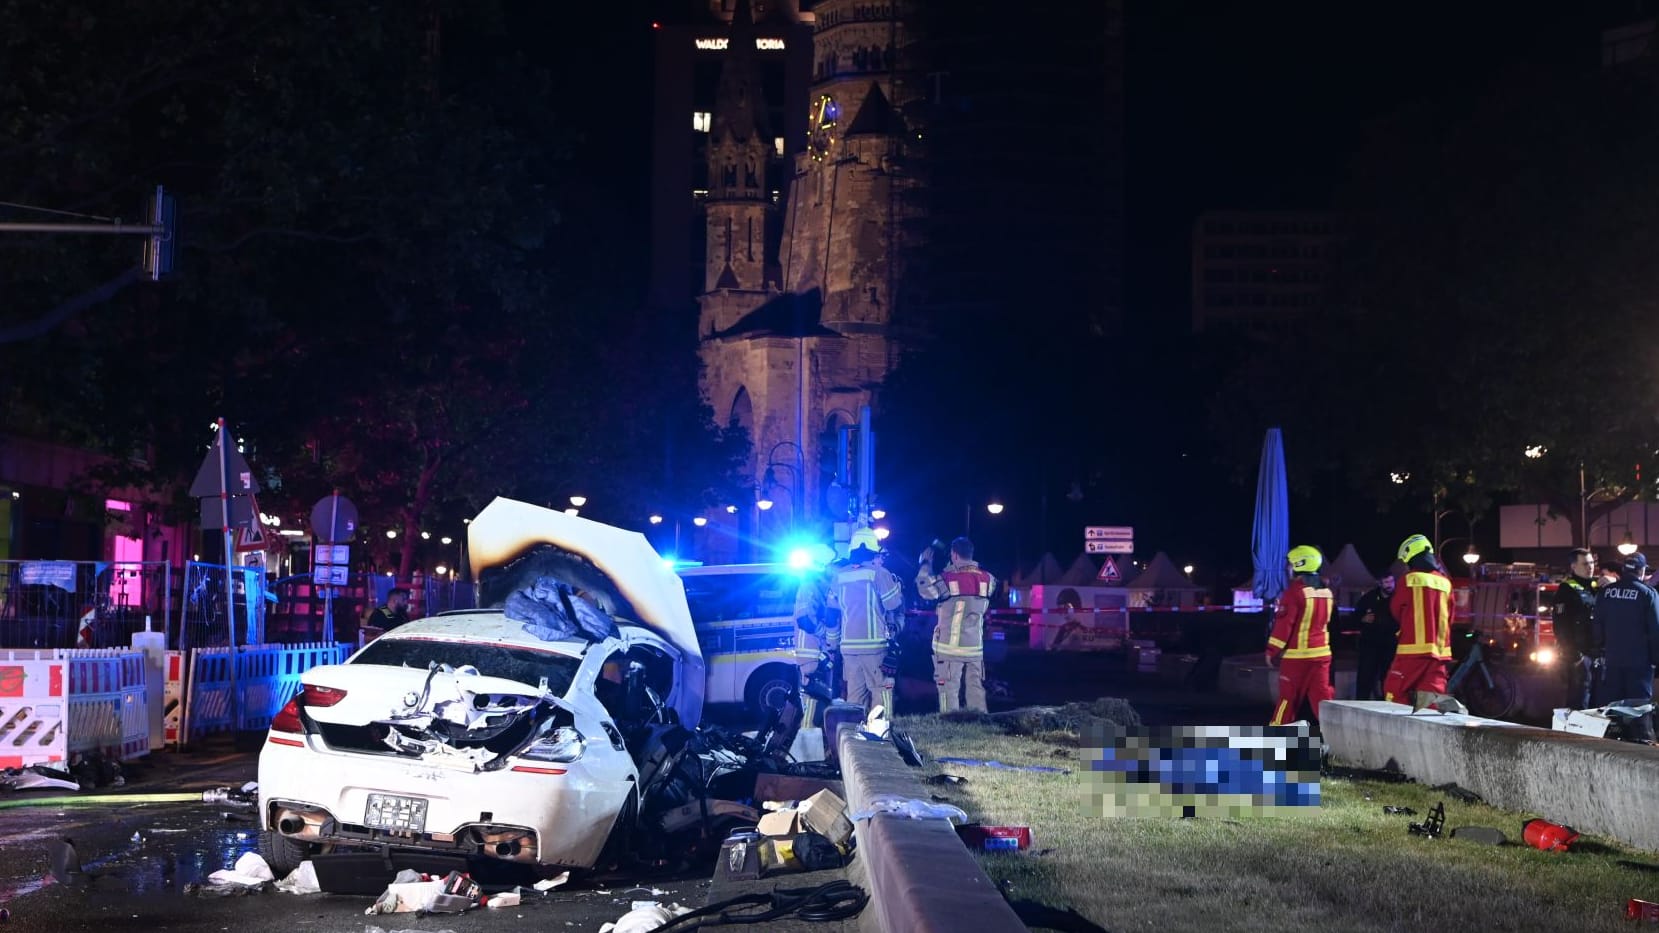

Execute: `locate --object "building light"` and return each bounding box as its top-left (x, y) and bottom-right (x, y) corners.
top-left (694, 37), bottom-right (786, 51)
top-left (774, 137), bottom-right (784, 156)
top-left (693, 111), bottom-right (712, 133)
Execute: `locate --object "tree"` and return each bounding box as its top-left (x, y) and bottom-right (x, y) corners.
top-left (1210, 55), bottom-right (1659, 549)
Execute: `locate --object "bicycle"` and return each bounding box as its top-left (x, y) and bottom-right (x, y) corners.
top-left (1445, 629), bottom-right (1519, 720)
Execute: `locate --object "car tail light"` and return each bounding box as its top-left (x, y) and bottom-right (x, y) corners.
top-left (519, 726), bottom-right (585, 764)
top-left (271, 697), bottom-right (304, 734)
top-left (304, 684), bottom-right (348, 707)
top-left (270, 684), bottom-right (349, 735)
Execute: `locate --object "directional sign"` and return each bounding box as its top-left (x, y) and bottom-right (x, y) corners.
top-left (1097, 556), bottom-right (1122, 584)
top-left (315, 564), bottom-right (349, 586)
top-left (1084, 526), bottom-right (1133, 541)
top-left (1086, 539), bottom-right (1134, 555)
top-left (313, 544), bottom-right (350, 566)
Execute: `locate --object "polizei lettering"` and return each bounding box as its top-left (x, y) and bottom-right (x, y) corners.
top-left (1602, 586), bottom-right (1642, 600)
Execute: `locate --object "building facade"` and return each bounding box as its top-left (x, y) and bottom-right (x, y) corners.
top-left (1190, 210), bottom-right (1340, 332)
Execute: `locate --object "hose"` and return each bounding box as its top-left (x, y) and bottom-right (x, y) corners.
top-left (645, 880), bottom-right (868, 932)
top-left (0, 792), bottom-right (205, 810)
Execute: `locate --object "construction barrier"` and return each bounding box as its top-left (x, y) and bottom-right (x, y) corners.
top-left (184, 642), bottom-right (351, 741)
top-left (164, 650), bottom-right (184, 746)
top-left (0, 648), bottom-right (150, 765)
top-left (0, 653), bottom-right (67, 769)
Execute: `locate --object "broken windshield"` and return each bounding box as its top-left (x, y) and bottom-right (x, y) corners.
top-left (353, 638), bottom-right (582, 697)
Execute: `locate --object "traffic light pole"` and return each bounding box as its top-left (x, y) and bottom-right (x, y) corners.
top-left (0, 185), bottom-right (177, 279)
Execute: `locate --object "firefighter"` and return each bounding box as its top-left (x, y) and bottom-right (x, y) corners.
top-left (827, 528), bottom-right (904, 713)
top-left (1549, 547), bottom-right (1599, 711)
top-left (792, 563), bottom-right (839, 727)
top-left (1266, 545), bottom-right (1335, 726)
top-left (1351, 571), bottom-right (1398, 701)
top-left (1590, 552), bottom-right (1659, 743)
top-left (917, 536), bottom-right (997, 713)
top-left (1383, 534), bottom-right (1453, 704)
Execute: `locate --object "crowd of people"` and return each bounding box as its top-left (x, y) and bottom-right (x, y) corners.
top-left (1265, 537), bottom-right (1659, 744)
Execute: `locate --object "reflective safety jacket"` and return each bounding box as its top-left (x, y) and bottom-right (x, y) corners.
top-left (793, 571), bottom-right (839, 661)
top-left (1390, 569), bottom-right (1453, 660)
top-left (918, 560), bottom-right (996, 659)
top-left (1267, 575), bottom-right (1333, 661)
top-left (828, 561), bottom-right (904, 656)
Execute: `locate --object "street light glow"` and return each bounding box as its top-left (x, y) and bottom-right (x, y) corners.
top-left (441, 536), bottom-right (452, 545)
top-left (569, 495), bottom-right (587, 508)
top-left (757, 497), bottom-right (774, 510)
top-left (986, 501), bottom-right (1004, 515)
top-left (420, 531), bottom-right (431, 540)
top-left (870, 508), bottom-right (887, 520)
top-left (693, 516), bottom-right (708, 527)
top-left (1462, 547), bottom-right (1481, 565)
top-left (385, 529), bottom-right (398, 539)
top-left (649, 514), bottom-right (664, 525)
top-left (1390, 472), bottom-right (1410, 485)
top-left (1183, 564), bottom-right (1195, 575)
top-left (1524, 445), bottom-right (1547, 459)
top-left (725, 504), bottom-right (738, 514)
top-left (434, 564), bottom-right (448, 576)
top-left (874, 526), bottom-right (891, 540)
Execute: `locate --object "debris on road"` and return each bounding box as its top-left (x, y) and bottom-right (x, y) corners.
top-left (205, 851), bottom-right (276, 888)
top-left (273, 861), bottom-right (321, 895)
top-left (1382, 806), bottom-right (1417, 815)
top-left (533, 872), bottom-right (570, 892)
top-left (933, 756), bottom-right (1069, 775)
top-left (1430, 783), bottom-right (1483, 805)
top-left (957, 824), bottom-right (1033, 851)
top-left (0, 766), bottom-right (79, 792)
top-left (1450, 826), bottom-right (1507, 846)
top-left (1522, 818), bottom-right (1580, 852)
top-left (1407, 802), bottom-right (1446, 838)
top-left (598, 901), bottom-right (691, 933)
top-left (849, 794), bottom-right (967, 824)
top-left (486, 889), bottom-right (522, 908)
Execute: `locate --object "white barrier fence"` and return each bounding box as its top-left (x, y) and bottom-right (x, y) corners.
top-left (0, 648), bottom-right (149, 768)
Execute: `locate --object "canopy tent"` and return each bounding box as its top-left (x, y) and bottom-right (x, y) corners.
top-left (1059, 553), bottom-right (1102, 586)
top-left (1013, 553), bottom-right (1067, 587)
top-left (1127, 552), bottom-right (1205, 608)
top-left (1323, 542), bottom-right (1379, 606)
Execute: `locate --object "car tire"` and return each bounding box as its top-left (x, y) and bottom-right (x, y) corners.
top-left (596, 790), bottom-right (638, 871)
top-left (745, 663), bottom-right (798, 718)
top-left (258, 829), bottom-right (310, 879)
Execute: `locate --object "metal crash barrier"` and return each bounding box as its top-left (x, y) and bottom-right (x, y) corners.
top-left (0, 647), bottom-right (150, 767)
top-left (182, 642), bottom-right (351, 743)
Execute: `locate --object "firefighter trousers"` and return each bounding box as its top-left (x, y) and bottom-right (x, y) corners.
top-left (1271, 657), bottom-right (1333, 726)
top-left (934, 653), bottom-right (986, 713)
top-left (843, 651), bottom-right (893, 715)
top-left (1383, 655), bottom-right (1447, 705)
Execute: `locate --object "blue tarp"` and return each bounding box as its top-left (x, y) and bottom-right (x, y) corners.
top-left (1252, 428), bottom-right (1289, 602)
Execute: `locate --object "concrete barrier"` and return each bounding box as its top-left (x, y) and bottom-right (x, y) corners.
top-left (1322, 699), bottom-right (1659, 852)
top-left (836, 725), bottom-right (1024, 933)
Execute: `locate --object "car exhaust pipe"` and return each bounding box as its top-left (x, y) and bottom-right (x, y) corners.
top-left (493, 840), bottom-right (521, 857)
top-left (273, 806), bottom-right (328, 839)
top-left (278, 815), bottom-right (306, 835)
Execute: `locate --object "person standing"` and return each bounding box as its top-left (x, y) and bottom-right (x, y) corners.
top-left (1591, 552), bottom-right (1659, 743)
top-left (364, 587), bottom-right (411, 633)
top-left (827, 529), bottom-right (905, 713)
top-left (916, 536), bottom-right (997, 713)
top-left (792, 565), bottom-right (840, 726)
top-left (1549, 548), bottom-right (1599, 711)
top-left (1351, 572), bottom-right (1399, 701)
top-left (1384, 535), bottom-right (1454, 704)
top-left (1266, 546), bottom-right (1335, 726)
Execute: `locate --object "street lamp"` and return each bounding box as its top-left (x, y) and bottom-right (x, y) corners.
top-left (1619, 530), bottom-right (1639, 557)
top-left (564, 508), bottom-right (580, 517)
top-left (693, 516), bottom-right (708, 527)
top-left (1183, 564), bottom-right (1195, 575)
top-left (870, 508), bottom-right (887, 520)
top-left (569, 495), bottom-right (587, 508)
top-left (986, 501), bottom-right (1004, 515)
top-left (649, 514), bottom-right (664, 525)
top-left (1462, 545), bottom-right (1481, 566)
top-left (385, 529), bottom-right (398, 539)
top-left (756, 494), bottom-right (774, 511)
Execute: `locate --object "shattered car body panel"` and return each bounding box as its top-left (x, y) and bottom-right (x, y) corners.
top-left (257, 500), bottom-right (705, 872)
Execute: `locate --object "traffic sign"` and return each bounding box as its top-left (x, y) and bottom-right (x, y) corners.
top-left (315, 564), bottom-right (349, 586)
top-left (1085, 539), bottom-right (1134, 554)
top-left (310, 493), bottom-right (359, 544)
top-left (1084, 526), bottom-right (1133, 540)
top-left (1097, 556), bottom-right (1122, 584)
top-left (235, 522), bottom-right (267, 553)
top-left (313, 544), bottom-right (350, 566)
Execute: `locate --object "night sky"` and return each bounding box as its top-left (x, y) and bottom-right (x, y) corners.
top-left (502, 1), bottom-right (1643, 583)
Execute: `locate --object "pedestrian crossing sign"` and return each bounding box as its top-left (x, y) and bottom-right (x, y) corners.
top-left (1098, 556), bottom-right (1122, 584)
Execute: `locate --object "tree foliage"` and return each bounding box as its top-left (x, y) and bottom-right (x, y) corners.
top-left (0, 0), bottom-right (740, 571)
top-left (1211, 57), bottom-right (1659, 545)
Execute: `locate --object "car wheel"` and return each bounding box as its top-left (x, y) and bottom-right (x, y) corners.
top-left (745, 663), bottom-right (797, 718)
top-left (258, 830), bottom-right (310, 879)
top-left (596, 790), bottom-right (638, 871)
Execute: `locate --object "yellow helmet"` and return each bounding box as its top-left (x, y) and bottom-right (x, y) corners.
top-left (1287, 545), bottom-right (1323, 573)
top-left (1398, 534), bottom-right (1433, 564)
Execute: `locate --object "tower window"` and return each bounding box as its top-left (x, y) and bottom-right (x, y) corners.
top-left (693, 111), bottom-right (712, 133)
top-left (774, 137), bottom-right (785, 156)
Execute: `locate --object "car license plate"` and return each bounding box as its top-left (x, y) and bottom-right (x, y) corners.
top-left (364, 794), bottom-right (428, 832)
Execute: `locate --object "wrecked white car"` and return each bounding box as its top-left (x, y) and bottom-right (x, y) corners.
top-left (257, 497), bottom-right (738, 877)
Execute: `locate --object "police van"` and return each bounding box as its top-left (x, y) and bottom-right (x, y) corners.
top-left (675, 562), bottom-right (815, 715)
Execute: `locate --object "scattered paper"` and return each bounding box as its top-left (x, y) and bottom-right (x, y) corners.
top-left (533, 872), bottom-right (571, 892)
top-left (275, 861), bottom-right (321, 895)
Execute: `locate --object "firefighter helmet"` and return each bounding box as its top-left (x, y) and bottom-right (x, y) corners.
top-left (1397, 534), bottom-right (1433, 564)
top-left (1287, 545), bottom-right (1323, 573)
top-left (849, 527), bottom-right (881, 559)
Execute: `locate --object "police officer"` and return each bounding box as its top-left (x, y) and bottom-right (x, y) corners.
top-left (1590, 552), bottom-right (1659, 743)
top-left (1351, 572), bottom-right (1398, 701)
top-left (827, 529), bottom-right (905, 714)
top-left (1549, 548), bottom-right (1599, 711)
top-left (917, 536), bottom-right (996, 713)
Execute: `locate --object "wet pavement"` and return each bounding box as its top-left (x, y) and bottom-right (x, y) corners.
top-left (0, 652), bottom-right (1269, 932)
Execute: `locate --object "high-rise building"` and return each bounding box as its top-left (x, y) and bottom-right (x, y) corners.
top-left (1191, 211), bottom-right (1340, 332)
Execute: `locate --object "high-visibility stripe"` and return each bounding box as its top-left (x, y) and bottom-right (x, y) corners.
top-left (1271, 699), bottom-right (1291, 726)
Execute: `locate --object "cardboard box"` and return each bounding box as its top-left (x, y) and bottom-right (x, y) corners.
top-left (799, 789), bottom-right (853, 850)
top-left (757, 808), bottom-right (801, 838)
top-left (753, 771), bottom-right (845, 804)
top-left (1552, 707), bottom-right (1611, 738)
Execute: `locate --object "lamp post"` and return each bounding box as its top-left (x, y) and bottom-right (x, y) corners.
top-left (1436, 536), bottom-right (1481, 578)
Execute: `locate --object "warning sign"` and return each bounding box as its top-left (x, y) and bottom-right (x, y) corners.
top-left (1097, 556), bottom-right (1122, 584)
top-left (235, 522), bottom-right (267, 552)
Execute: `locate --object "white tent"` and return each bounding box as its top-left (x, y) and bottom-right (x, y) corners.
top-left (1014, 553), bottom-right (1067, 587)
top-left (1126, 551), bottom-right (1205, 609)
top-left (1059, 553), bottom-right (1102, 586)
top-left (1323, 542), bottom-right (1379, 608)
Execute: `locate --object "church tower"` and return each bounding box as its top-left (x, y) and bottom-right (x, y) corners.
top-left (697, 0), bottom-right (918, 557)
